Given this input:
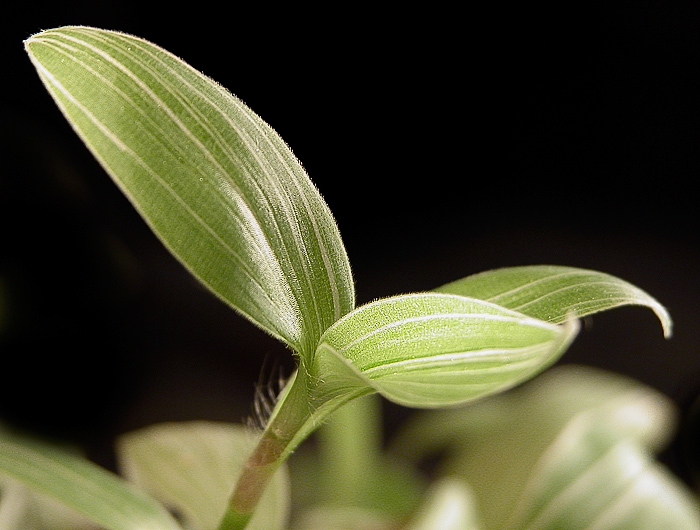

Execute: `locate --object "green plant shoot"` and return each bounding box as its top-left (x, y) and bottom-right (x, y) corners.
top-left (8, 26), bottom-right (677, 530)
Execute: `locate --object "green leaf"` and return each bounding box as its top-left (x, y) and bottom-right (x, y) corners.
top-left (312, 293), bottom-right (578, 408)
top-left (116, 421), bottom-right (290, 530)
top-left (435, 265), bottom-right (672, 337)
top-left (0, 431), bottom-right (182, 530)
top-left (25, 26), bottom-right (354, 358)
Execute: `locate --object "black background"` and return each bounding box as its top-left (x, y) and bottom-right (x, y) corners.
top-left (2, 2), bottom-right (700, 478)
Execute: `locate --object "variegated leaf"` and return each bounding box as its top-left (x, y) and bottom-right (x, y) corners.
top-left (435, 265), bottom-right (672, 337)
top-left (312, 293), bottom-right (578, 408)
top-left (25, 26), bottom-right (354, 359)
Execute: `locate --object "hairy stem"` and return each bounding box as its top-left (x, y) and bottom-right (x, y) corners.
top-left (216, 368), bottom-right (372, 529)
top-left (217, 370), bottom-right (310, 529)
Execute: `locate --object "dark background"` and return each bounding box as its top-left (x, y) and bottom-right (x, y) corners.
top-left (2, 2), bottom-right (700, 479)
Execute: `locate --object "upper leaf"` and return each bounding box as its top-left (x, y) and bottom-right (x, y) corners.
top-left (25, 26), bottom-right (354, 358)
top-left (435, 265), bottom-right (672, 337)
top-left (312, 293), bottom-right (578, 408)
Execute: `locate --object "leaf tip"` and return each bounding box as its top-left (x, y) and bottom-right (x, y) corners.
top-left (656, 304), bottom-right (673, 339)
top-left (23, 32), bottom-right (40, 55)
top-left (23, 28), bottom-right (57, 62)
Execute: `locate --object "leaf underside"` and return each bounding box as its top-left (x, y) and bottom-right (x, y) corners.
top-left (313, 293), bottom-right (578, 408)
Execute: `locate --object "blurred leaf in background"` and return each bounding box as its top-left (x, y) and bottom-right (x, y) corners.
top-left (391, 365), bottom-right (700, 530)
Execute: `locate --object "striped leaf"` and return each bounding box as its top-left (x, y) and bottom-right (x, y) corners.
top-left (435, 265), bottom-right (672, 337)
top-left (25, 27), bottom-right (354, 358)
top-left (312, 293), bottom-right (578, 408)
top-left (0, 432), bottom-right (182, 530)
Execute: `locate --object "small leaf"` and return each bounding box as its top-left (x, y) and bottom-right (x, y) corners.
top-left (435, 265), bottom-right (672, 337)
top-left (25, 26), bottom-right (354, 358)
top-left (0, 431), bottom-right (182, 530)
top-left (116, 422), bottom-right (290, 530)
top-left (312, 293), bottom-right (577, 408)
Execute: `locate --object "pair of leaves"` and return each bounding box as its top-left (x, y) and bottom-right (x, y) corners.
top-left (25, 27), bottom-right (672, 412)
top-left (310, 263), bottom-right (670, 408)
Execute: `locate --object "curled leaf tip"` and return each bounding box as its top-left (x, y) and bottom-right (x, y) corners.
top-left (436, 265), bottom-right (673, 341)
top-left (652, 302), bottom-right (673, 339)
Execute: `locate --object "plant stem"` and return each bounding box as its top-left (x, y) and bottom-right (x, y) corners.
top-left (317, 394), bottom-right (383, 505)
top-left (216, 368), bottom-right (372, 530)
top-left (217, 369), bottom-right (310, 529)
